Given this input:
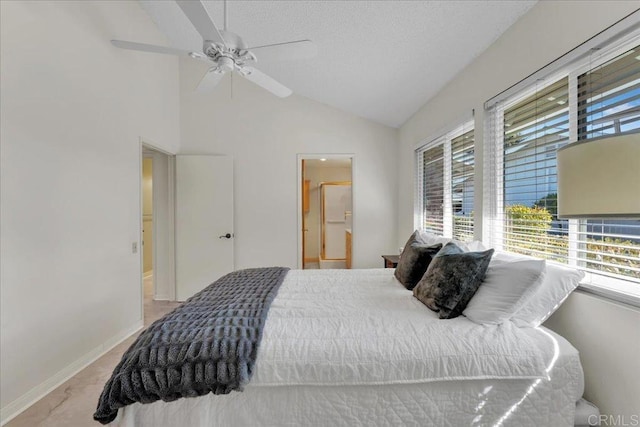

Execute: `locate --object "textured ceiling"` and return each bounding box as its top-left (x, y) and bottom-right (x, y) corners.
top-left (139, 0), bottom-right (536, 127)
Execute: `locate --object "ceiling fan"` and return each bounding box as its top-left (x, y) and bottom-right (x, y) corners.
top-left (112, 0), bottom-right (316, 97)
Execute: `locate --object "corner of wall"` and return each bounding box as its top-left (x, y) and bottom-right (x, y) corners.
top-left (0, 321), bottom-right (143, 425)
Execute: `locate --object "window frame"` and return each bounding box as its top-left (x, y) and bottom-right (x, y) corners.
top-left (484, 30), bottom-right (640, 306)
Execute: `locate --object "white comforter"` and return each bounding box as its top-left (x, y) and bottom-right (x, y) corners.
top-left (254, 268), bottom-right (558, 387)
top-left (116, 269), bottom-right (583, 426)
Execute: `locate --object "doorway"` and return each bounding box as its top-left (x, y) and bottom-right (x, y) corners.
top-left (142, 155), bottom-right (154, 299)
top-left (299, 155), bottom-right (353, 269)
top-left (140, 142), bottom-right (176, 317)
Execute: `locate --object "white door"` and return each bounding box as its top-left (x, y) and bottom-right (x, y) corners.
top-left (175, 155), bottom-right (233, 301)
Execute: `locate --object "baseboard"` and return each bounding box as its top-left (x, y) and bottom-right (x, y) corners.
top-left (153, 293), bottom-right (172, 301)
top-left (0, 320), bottom-right (143, 426)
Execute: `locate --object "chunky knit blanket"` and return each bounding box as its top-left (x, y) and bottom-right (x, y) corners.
top-left (94, 267), bottom-right (289, 424)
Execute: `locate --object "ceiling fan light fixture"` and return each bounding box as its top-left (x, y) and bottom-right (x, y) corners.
top-left (217, 56), bottom-right (235, 72)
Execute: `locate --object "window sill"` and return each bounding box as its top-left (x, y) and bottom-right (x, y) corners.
top-left (577, 274), bottom-right (640, 309)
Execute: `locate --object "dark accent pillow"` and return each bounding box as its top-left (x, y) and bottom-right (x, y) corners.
top-left (400, 230), bottom-right (420, 251)
top-left (394, 242), bottom-right (443, 290)
top-left (397, 231), bottom-right (420, 265)
top-left (413, 242), bottom-right (494, 319)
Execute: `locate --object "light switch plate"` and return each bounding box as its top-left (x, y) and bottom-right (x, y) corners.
top-left (132, 242), bottom-right (138, 253)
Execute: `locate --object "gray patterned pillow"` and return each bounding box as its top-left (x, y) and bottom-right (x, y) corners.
top-left (394, 241), bottom-right (443, 290)
top-left (413, 242), bottom-right (494, 319)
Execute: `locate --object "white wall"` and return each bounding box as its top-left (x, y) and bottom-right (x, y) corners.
top-left (396, 1), bottom-right (640, 417)
top-left (0, 1), bottom-right (180, 421)
top-left (179, 59), bottom-right (398, 269)
top-left (545, 292), bottom-right (640, 419)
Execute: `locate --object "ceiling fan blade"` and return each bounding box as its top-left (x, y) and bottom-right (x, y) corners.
top-left (196, 68), bottom-right (225, 92)
top-left (111, 40), bottom-right (197, 57)
top-left (176, 0), bottom-right (226, 47)
top-left (248, 40), bottom-right (316, 62)
top-left (240, 67), bottom-right (292, 98)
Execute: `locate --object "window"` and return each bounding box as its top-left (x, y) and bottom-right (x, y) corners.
top-left (417, 143), bottom-right (445, 235)
top-left (577, 48), bottom-right (640, 139)
top-left (416, 124), bottom-right (475, 241)
top-left (486, 42), bottom-right (640, 296)
top-left (451, 130), bottom-right (475, 241)
top-left (575, 47), bottom-right (640, 283)
top-left (502, 78), bottom-right (569, 262)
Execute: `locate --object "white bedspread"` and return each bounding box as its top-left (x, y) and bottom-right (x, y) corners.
top-left (115, 269), bottom-right (583, 426)
top-left (254, 268), bottom-right (558, 387)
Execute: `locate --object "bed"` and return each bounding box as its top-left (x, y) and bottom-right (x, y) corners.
top-left (105, 267), bottom-right (584, 426)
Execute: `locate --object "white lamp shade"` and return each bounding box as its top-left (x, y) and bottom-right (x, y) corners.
top-left (557, 133), bottom-right (640, 219)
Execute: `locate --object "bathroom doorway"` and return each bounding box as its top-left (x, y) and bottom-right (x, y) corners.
top-left (140, 142), bottom-right (176, 307)
top-left (299, 155), bottom-right (353, 269)
top-left (142, 154), bottom-right (154, 296)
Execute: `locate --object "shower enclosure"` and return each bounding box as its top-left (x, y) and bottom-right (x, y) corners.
top-left (319, 182), bottom-right (352, 269)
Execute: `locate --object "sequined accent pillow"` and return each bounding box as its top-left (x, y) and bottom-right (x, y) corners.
top-left (413, 242), bottom-right (494, 319)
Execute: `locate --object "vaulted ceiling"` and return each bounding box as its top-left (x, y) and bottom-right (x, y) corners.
top-left (140, 0), bottom-right (536, 127)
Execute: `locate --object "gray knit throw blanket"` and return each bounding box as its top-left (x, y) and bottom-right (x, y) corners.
top-left (94, 267), bottom-right (289, 424)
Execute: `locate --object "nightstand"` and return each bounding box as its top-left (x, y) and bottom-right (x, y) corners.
top-left (381, 255), bottom-right (400, 268)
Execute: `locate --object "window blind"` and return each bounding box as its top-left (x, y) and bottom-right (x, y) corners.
top-left (485, 43), bottom-right (640, 286)
top-left (577, 46), bottom-right (640, 139)
top-left (501, 78), bottom-right (570, 262)
top-left (417, 144), bottom-right (445, 235)
top-left (575, 45), bottom-right (640, 282)
top-left (451, 129), bottom-right (475, 242)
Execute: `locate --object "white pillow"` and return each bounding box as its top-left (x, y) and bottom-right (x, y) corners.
top-left (491, 250), bottom-right (536, 262)
top-left (417, 231), bottom-right (447, 245)
top-left (464, 258), bottom-right (546, 325)
top-left (417, 231), bottom-right (487, 253)
top-left (465, 240), bottom-right (488, 252)
top-left (511, 261), bottom-right (585, 328)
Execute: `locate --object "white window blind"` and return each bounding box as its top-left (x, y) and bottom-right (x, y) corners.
top-left (577, 47), bottom-right (640, 139)
top-left (451, 129), bottom-right (475, 241)
top-left (417, 143), bottom-right (445, 235)
top-left (485, 42), bottom-right (640, 291)
top-left (575, 45), bottom-right (640, 282)
top-left (502, 78), bottom-right (570, 262)
top-left (416, 121), bottom-right (475, 240)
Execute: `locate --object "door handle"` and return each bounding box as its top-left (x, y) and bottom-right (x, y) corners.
top-left (219, 233), bottom-right (232, 239)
